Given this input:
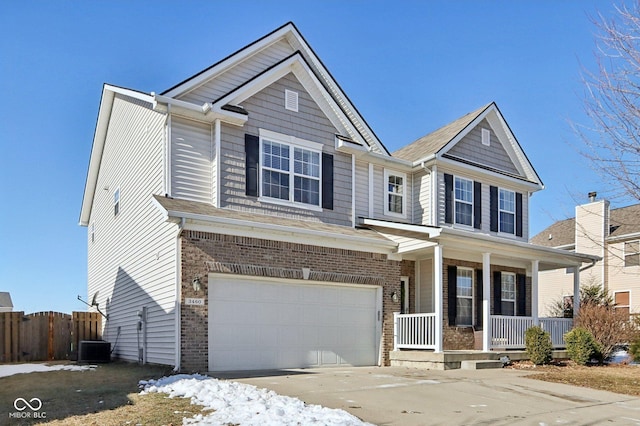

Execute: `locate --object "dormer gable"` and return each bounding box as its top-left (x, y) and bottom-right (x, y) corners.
top-left (393, 102), bottom-right (543, 189)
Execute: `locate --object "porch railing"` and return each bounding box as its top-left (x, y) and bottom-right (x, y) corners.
top-left (491, 316), bottom-right (573, 349)
top-left (393, 312), bottom-right (437, 350)
top-left (394, 313), bottom-right (573, 351)
top-left (540, 317), bottom-right (574, 348)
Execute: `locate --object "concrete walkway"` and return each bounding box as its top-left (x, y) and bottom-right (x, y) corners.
top-left (215, 366), bottom-right (640, 425)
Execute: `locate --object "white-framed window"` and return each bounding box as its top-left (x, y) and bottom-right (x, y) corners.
top-left (456, 268), bottom-right (473, 326)
top-left (454, 176), bottom-right (473, 226)
top-left (499, 188), bottom-right (515, 234)
top-left (384, 169), bottom-right (406, 217)
top-left (259, 129), bottom-right (322, 209)
top-left (114, 188), bottom-right (120, 216)
top-left (501, 272), bottom-right (516, 316)
top-left (624, 241), bottom-right (640, 267)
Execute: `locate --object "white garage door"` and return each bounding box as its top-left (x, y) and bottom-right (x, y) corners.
top-left (208, 275), bottom-right (380, 371)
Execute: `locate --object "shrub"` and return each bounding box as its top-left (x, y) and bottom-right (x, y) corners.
top-left (525, 326), bottom-right (553, 365)
top-left (575, 303), bottom-right (637, 361)
top-left (565, 327), bottom-right (600, 365)
top-left (629, 338), bottom-right (640, 363)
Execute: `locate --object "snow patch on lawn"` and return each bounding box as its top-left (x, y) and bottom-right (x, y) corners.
top-left (140, 374), bottom-right (372, 425)
top-left (0, 363), bottom-right (95, 378)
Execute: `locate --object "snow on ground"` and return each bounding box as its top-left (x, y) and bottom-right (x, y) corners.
top-left (0, 363), bottom-right (95, 378)
top-left (140, 374), bottom-right (372, 426)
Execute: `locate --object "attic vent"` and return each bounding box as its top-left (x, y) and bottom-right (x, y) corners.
top-left (481, 128), bottom-right (491, 146)
top-left (285, 89), bottom-right (298, 112)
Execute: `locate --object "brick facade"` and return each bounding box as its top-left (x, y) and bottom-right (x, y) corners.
top-left (180, 230), bottom-right (400, 372)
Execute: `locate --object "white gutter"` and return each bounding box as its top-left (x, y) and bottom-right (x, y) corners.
top-left (361, 218), bottom-right (442, 238)
top-left (607, 231), bottom-right (640, 243)
top-left (153, 94), bottom-right (247, 126)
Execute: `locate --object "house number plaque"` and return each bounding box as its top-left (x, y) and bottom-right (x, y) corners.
top-left (185, 298), bottom-right (205, 306)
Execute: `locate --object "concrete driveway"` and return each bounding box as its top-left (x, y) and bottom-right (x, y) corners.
top-left (215, 366), bottom-right (640, 425)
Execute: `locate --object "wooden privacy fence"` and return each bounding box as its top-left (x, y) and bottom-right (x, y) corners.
top-left (0, 311), bottom-right (102, 363)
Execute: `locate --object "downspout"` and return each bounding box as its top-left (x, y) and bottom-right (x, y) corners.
top-left (352, 154), bottom-right (356, 227)
top-left (166, 104), bottom-right (172, 196)
top-left (173, 216), bottom-right (185, 371)
top-left (421, 161), bottom-right (438, 226)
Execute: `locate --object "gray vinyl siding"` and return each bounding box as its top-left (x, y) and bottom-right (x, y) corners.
top-left (87, 94), bottom-right (177, 366)
top-left (355, 160), bottom-right (369, 218)
top-left (436, 171), bottom-right (529, 241)
top-left (178, 39), bottom-right (295, 105)
top-left (413, 169), bottom-right (431, 225)
top-left (219, 73), bottom-right (352, 226)
top-left (447, 120), bottom-right (520, 176)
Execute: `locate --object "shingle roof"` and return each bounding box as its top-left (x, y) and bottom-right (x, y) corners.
top-left (392, 103), bottom-right (493, 162)
top-left (153, 195), bottom-right (393, 244)
top-left (531, 203), bottom-right (640, 247)
top-left (530, 217), bottom-right (575, 247)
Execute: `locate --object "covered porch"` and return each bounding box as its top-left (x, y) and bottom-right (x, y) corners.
top-left (364, 219), bottom-right (600, 362)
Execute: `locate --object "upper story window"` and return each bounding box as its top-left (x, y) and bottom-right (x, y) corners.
top-left (259, 130), bottom-right (322, 208)
top-left (114, 188), bottom-right (121, 216)
top-left (454, 177), bottom-right (473, 226)
top-left (501, 272), bottom-right (516, 316)
top-left (384, 169), bottom-right (406, 217)
top-left (499, 188), bottom-right (515, 234)
top-left (625, 241), bottom-right (640, 267)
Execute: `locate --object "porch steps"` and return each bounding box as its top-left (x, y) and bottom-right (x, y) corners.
top-left (460, 360), bottom-right (503, 370)
top-left (390, 350), bottom-right (569, 371)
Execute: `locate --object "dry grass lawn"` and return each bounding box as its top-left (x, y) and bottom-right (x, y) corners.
top-left (521, 362), bottom-right (640, 396)
top-left (0, 361), bottom-right (204, 425)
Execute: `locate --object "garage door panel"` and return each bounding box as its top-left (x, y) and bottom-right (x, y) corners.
top-left (209, 277), bottom-right (378, 371)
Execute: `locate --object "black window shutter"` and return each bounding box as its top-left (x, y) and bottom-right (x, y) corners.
top-left (444, 174), bottom-right (453, 224)
top-left (515, 192), bottom-right (523, 237)
top-left (473, 181), bottom-right (482, 229)
top-left (475, 269), bottom-right (483, 328)
top-left (244, 134), bottom-right (259, 197)
top-left (516, 274), bottom-right (526, 316)
top-left (322, 153), bottom-right (334, 210)
top-left (493, 271), bottom-right (502, 315)
top-left (490, 186), bottom-right (498, 232)
top-left (447, 265), bottom-right (457, 326)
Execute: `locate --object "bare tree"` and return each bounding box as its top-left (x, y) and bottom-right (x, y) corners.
top-left (575, 2), bottom-right (640, 202)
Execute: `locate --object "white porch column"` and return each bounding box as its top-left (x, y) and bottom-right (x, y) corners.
top-left (573, 265), bottom-right (581, 318)
top-left (532, 260), bottom-right (539, 326)
top-left (482, 252), bottom-right (491, 352)
top-left (434, 244), bottom-right (443, 353)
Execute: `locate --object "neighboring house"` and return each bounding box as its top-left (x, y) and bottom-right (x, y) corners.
top-left (79, 22), bottom-right (597, 372)
top-left (533, 194), bottom-right (640, 317)
top-left (0, 292), bottom-right (13, 312)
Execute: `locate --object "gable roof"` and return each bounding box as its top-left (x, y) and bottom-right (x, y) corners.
top-left (393, 103), bottom-right (492, 162)
top-left (392, 102), bottom-right (543, 187)
top-left (162, 22), bottom-right (390, 156)
top-left (531, 203), bottom-right (640, 247)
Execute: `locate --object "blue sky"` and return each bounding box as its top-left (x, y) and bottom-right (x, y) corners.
top-left (0, 1), bottom-right (623, 314)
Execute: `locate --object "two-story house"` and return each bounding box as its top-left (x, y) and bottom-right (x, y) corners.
top-left (533, 194), bottom-right (640, 318)
top-left (79, 22), bottom-right (598, 372)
